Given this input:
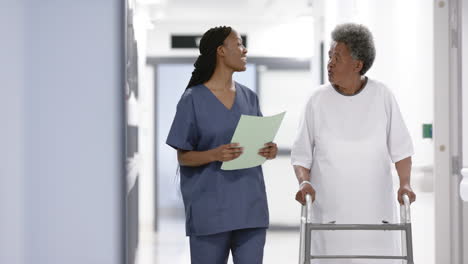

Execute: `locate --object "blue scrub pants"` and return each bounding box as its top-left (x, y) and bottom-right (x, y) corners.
top-left (189, 228), bottom-right (267, 264)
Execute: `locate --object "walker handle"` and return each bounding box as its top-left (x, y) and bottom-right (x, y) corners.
top-left (299, 194), bottom-right (313, 264)
top-left (400, 194), bottom-right (411, 224)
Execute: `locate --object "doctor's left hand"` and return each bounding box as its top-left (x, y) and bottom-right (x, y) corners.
top-left (258, 142), bottom-right (277, 160)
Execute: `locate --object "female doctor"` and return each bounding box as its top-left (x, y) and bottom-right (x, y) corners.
top-left (291, 23), bottom-right (416, 263)
top-left (166, 26), bottom-right (278, 264)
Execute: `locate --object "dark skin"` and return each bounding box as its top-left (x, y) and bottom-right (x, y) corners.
top-left (178, 30), bottom-right (278, 166)
top-left (294, 41), bottom-right (416, 206)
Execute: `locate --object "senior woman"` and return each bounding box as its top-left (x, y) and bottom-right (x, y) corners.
top-left (291, 23), bottom-right (416, 263)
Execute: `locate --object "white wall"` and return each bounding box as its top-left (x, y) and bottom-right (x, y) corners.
top-left (132, 6), bottom-right (157, 230)
top-left (0, 2), bottom-right (25, 264)
top-left (1, 1), bottom-right (125, 264)
top-left (146, 19), bottom-right (315, 58)
top-left (260, 70), bottom-right (315, 225)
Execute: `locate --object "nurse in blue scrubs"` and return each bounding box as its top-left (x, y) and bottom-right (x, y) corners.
top-left (166, 26), bottom-right (278, 264)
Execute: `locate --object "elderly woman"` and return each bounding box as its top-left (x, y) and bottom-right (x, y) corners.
top-left (291, 23), bottom-right (416, 263)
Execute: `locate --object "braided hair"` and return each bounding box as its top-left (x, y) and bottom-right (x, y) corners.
top-left (186, 26), bottom-right (232, 88)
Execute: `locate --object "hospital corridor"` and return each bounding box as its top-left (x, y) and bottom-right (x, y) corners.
top-left (2, 0), bottom-right (468, 264)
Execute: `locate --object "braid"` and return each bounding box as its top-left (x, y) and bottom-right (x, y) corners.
top-left (186, 26), bottom-right (232, 88)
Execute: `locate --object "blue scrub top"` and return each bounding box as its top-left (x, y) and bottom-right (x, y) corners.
top-left (166, 82), bottom-right (269, 236)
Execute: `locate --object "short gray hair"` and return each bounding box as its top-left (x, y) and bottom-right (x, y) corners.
top-left (331, 23), bottom-right (375, 75)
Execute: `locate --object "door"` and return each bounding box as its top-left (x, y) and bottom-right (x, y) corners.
top-left (461, 0), bottom-right (468, 263)
top-left (435, 0), bottom-right (468, 263)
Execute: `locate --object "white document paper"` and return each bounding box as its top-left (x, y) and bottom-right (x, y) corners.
top-left (221, 112), bottom-right (286, 170)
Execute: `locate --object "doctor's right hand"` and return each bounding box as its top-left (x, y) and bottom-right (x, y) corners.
top-left (295, 182), bottom-right (316, 205)
top-left (212, 143), bottom-right (243, 162)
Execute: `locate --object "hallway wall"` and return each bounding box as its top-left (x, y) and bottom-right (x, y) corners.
top-left (1, 1), bottom-right (126, 264)
top-left (0, 2), bottom-right (25, 264)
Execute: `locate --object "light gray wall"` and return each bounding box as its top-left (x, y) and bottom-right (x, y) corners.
top-left (156, 64), bottom-right (193, 212)
top-left (1, 1), bottom-right (125, 264)
top-left (0, 2), bottom-right (25, 264)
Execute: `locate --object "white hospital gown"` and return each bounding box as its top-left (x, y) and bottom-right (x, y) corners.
top-left (291, 78), bottom-right (414, 264)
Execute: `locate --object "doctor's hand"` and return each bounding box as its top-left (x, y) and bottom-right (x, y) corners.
top-left (212, 143), bottom-right (243, 162)
top-left (258, 142), bottom-right (278, 160)
top-left (295, 183), bottom-right (316, 205)
top-left (397, 184), bottom-right (416, 205)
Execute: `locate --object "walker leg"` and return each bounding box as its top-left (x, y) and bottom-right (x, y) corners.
top-left (304, 224), bottom-right (311, 264)
top-left (405, 224), bottom-right (414, 264)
